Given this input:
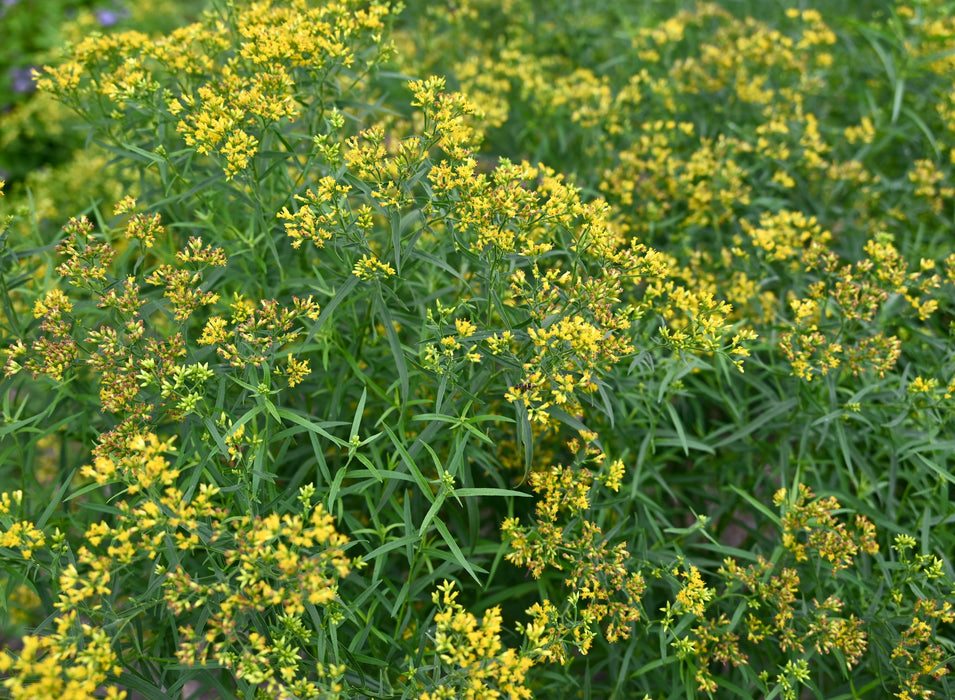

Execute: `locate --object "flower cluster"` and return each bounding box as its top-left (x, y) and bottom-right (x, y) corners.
top-left (417, 580), bottom-right (536, 700)
top-left (197, 295), bottom-right (319, 369)
top-left (165, 497), bottom-right (353, 693)
top-left (779, 235), bottom-right (944, 381)
top-left (501, 432), bottom-right (645, 649)
top-left (774, 485), bottom-right (879, 571)
top-left (2, 434), bottom-right (351, 698)
top-left (37, 0), bottom-right (397, 182)
top-left (2, 1), bottom-right (954, 697)
top-left (653, 484), bottom-right (947, 697)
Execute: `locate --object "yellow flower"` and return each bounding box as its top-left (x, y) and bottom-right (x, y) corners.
top-left (198, 316), bottom-right (228, 346)
top-left (455, 318), bottom-right (476, 337)
top-left (352, 254), bottom-right (397, 280)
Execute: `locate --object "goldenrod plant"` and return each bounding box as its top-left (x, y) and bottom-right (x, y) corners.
top-left (0, 1), bottom-right (953, 698)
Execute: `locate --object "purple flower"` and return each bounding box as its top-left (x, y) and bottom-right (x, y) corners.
top-left (9, 66), bottom-right (36, 95)
top-left (94, 6), bottom-right (128, 27)
top-left (0, 0), bottom-right (20, 20)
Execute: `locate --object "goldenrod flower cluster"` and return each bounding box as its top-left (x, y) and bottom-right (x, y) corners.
top-left (1, 1), bottom-right (953, 698)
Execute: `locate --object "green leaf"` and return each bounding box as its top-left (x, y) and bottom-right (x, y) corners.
top-left (433, 518), bottom-right (483, 584)
top-left (452, 487), bottom-right (531, 498)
